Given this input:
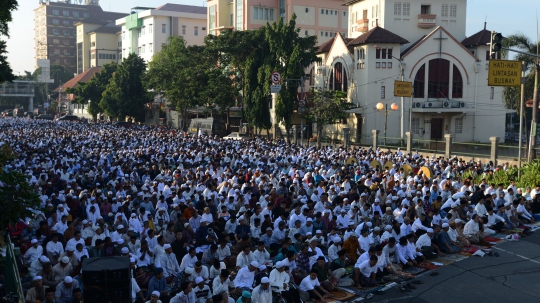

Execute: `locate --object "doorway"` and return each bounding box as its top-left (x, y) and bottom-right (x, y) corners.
top-left (430, 118), bottom-right (443, 140)
top-left (355, 114), bottom-right (362, 143)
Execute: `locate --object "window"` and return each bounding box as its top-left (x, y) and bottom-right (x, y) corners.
top-left (182, 27), bottom-right (186, 35)
top-left (149, 24), bottom-right (153, 33)
top-left (320, 31), bottom-right (323, 36)
top-left (138, 47), bottom-right (141, 54)
top-left (73, 11), bottom-right (79, 18)
top-left (142, 45), bottom-right (145, 54)
top-left (64, 59), bottom-right (70, 64)
top-left (53, 19), bottom-right (59, 25)
top-left (321, 9), bottom-right (324, 14)
top-left (53, 39), bottom-right (59, 44)
top-left (381, 48), bottom-right (386, 59)
top-left (441, 4), bottom-right (448, 17)
top-left (381, 86), bottom-right (386, 99)
top-left (490, 87), bottom-right (494, 99)
top-left (269, 9), bottom-right (274, 20)
top-left (413, 64), bottom-right (425, 98)
top-left (149, 43), bottom-right (153, 52)
top-left (254, 7), bottom-right (259, 19)
top-left (194, 27), bottom-right (199, 36)
top-left (142, 26), bottom-right (145, 35)
top-left (428, 59), bottom-right (450, 98)
top-left (162, 24), bottom-right (166, 33)
top-left (421, 5), bottom-right (430, 14)
top-left (372, 6), bottom-right (375, 18)
top-left (403, 3), bottom-right (410, 16)
top-left (326, 10), bottom-right (329, 15)
top-left (63, 20), bottom-right (69, 26)
top-left (357, 48), bottom-right (365, 60)
top-left (325, 32), bottom-right (328, 37)
top-left (63, 30), bottom-right (69, 36)
top-left (305, 30), bottom-right (308, 36)
top-left (388, 62), bottom-right (393, 68)
top-left (230, 14), bottom-right (233, 26)
top-left (452, 65), bottom-right (463, 98)
top-left (343, 11), bottom-right (347, 17)
top-left (118, 41), bottom-right (121, 47)
top-left (329, 62), bottom-right (348, 92)
top-left (98, 53), bottom-right (103, 59)
top-left (63, 10), bottom-right (69, 17)
top-left (53, 49), bottom-right (60, 55)
top-left (202, 27), bottom-right (206, 31)
top-left (64, 50), bottom-right (70, 55)
top-left (387, 48), bottom-right (393, 59)
top-left (52, 10), bottom-right (59, 16)
top-left (375, 48), bottom-right (380, 59)
top-left (83, 12), bottom-right (89, 18)
top-left (394, 2), bottom-right (401, 15)
top-left (122, 31), bottom-right (125, 40)
top-left (63, 40), bottom-right (69, 45)
top-left (450, 5), bottom-right (457, 17)
top-left (412, 118), bottom-right (420, 134)
top-left (455, 118), bottom-right (463, 133)
top-left (91, 53), bottom-right (95, 59)
top-left (382, 62), bottom-right (386, 68)
top-left (376, 62), bottom-right (381, 68)
top-left (138, 30), bottom-right (141, 38)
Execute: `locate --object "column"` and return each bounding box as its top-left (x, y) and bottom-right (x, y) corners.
top-left (406, 132), bottom-right (412, 155)
top-left (28, 97), bottom-right (34, 113)
top-left (343, 128), bottom-right (350, 148)
top-left (293, 125), bottom-right (298, 144)
top-left (271, 93), bottom-right (278, 139)
top-left (490, 136), bottom-right (500, 166)
top-left (444, 134), bottom-right (453, 159)
top-left (372, 130), bottom-right (380, 150)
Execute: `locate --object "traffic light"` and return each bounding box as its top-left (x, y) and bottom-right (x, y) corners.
top-left (490, 31), bottom-right (503, 56)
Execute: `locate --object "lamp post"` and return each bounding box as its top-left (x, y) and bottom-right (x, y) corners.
top-left (376, 102), bottom-right (398, 146)
top-left (375, 46), bottom-right (405, 140)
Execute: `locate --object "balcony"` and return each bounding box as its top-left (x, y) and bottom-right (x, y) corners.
top-left (418, 14), bottom-right (436, 29)
top-left (356, 19), bottom-right (369, 33)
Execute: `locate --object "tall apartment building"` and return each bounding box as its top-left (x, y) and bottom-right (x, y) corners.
top-left (34, 0), bottom-right (126, 74)
top-left (75, 19), bottom-right (121, 74)
top-left (207, 0), bottom-right (347, 44)
top-left (116, 3), bottom-right (207, 64)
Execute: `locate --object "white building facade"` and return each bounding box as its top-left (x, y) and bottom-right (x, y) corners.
top-left (305, 0), bottom-right (507, 144)
top-left (116, 3), bottom-right (207, 63)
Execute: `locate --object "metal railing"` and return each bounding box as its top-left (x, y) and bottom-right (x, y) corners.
top-left (3, 236), bottom-right (24, 303)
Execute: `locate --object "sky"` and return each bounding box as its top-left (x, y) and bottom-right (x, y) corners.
top-left (3, 0), bottom-right (540, 75)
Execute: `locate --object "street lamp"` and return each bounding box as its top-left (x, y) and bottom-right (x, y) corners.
top-left (374, 45), bottom-right (406, 140)
top-left (376, 102), bottom-right (398, 146)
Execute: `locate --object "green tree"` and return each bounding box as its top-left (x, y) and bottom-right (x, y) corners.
top-left (0, 144), bottom-right (40, 232)
top-left (146, 36), bottom-right (236, 128)
top-left (67, 62), bottom-right (118, 121)
top-left (265, 14), bottom-right (319, 143)
top-left (101, 53), bottom-right (149, 122)
top-left (303, 88), bottom-right (353, 148)
top-left (0, 0), bottom-right (18, 83)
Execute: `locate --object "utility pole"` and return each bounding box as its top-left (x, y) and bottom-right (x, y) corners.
top-left (300, 75), bottom-right (305, 147)
top-left (518, 61), bottom-right (527, 176)
top-left (528, 60), bottom-right (539, 161)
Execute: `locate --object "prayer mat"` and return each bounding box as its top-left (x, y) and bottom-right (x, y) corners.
top-left (470, 244), bottom-right (492, 251)
top-left (484, 236), bottom-right (504, 243)
top-left (345, 265), bottom-right (355, 274)
top-left (488, 233), bottom-right (509, 240)
top-left (458, 252), bottom-right (473, 257)
top-left (417, 262), bottom-right (441, 270)
top-left (429, 258), bottom-right (455, 266)
top-left (359, 285), bottom-right (384, 294)
top-left (510, 228), bottom-right (525, 233)
top-left (382, 273), bottom-right (414, 283)
top-left (437, 254), bottom-right (468, 262)
top-left (401, 266), bottom-right (427, 275)
top-left (461, 246), bottom-right (478, 254)
top-left (328, 288), bottom-right (357, 301)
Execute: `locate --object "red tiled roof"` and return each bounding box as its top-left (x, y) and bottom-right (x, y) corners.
top-left (316, 37), bottom-right (335, 54)
top-left (348, 26), bottom-right (409, 46)
top-left (54, 67), bottom-right (101, 92)
top-left (461, 29), bottom-right (492, 47)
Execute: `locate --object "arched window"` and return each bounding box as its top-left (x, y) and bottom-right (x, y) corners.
top-left (452, 65), bottom-right (463, 98)
top-left (428, 59), bottom-right (450, 98)
top-left (413, 64), bottom-right (425, 98)
top-left (331, 62), bottom-right (348, 92)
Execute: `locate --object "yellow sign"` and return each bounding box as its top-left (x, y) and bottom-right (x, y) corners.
top-left (488, 60), bottom-right (522, 87)
top-left (394, 81), bottom-right (413, 97)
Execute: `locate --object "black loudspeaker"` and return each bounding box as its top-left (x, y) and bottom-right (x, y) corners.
top-left (82, 256), bottom-right (132, 303)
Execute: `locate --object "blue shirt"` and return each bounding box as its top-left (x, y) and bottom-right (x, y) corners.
top-left (148, 276), bottom-right (168, 294)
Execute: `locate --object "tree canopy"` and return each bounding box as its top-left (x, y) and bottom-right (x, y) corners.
top-left (101, 53), bottom-right (149, 122)
top-left (0, 0), bottom-right (18, 83)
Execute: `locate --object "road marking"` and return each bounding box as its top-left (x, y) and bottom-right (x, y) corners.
top-left (493, 247), bottom-right (540, 265)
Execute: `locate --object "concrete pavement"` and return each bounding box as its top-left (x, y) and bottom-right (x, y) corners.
top-left (367, 232), bottom-right (540, 303)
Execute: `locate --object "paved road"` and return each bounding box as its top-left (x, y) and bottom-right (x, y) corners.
top-left (368, 232), bottom-right (540, 303)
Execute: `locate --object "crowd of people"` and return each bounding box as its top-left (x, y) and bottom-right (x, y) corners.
top-left (2, 118), bottom-right (540, 303)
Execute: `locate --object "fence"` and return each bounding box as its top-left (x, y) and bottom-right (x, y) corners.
top-left (2, 236), bottom-right (24, 303)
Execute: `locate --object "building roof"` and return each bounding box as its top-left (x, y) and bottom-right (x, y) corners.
top-left (316, 36), bottom-right (354, 54)
top-left (342, 0), bottom-right (365, 6)
top-left (54, 67), bottom-right (101, 92)
top-left (155, 3), bottom-right (207, 14)
top-left (461, 29), bottom-right (492, 47)
top-left (87, 25), bottom-right (121, 35)
top-left (348, 26), bottom-right (409, 46)
top-left (400, 35), bottom-right (426, 57)
top-left (74, 17), bottom-right (109, 26)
